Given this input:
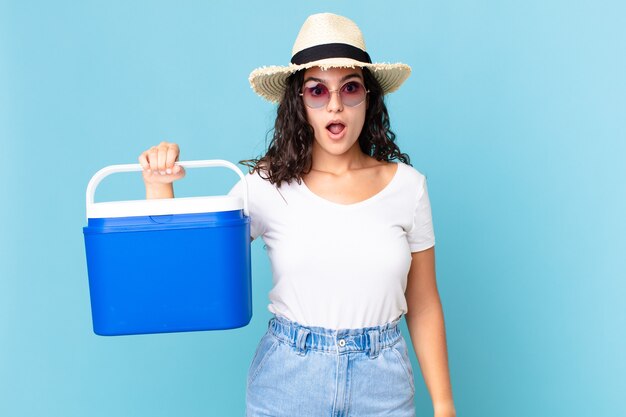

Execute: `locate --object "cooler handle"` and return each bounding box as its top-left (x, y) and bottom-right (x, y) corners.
top-left (85, 159), bottom-right (249, 218)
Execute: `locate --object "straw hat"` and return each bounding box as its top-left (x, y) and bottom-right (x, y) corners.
top-left (249, 13), bottom-right (411, 103)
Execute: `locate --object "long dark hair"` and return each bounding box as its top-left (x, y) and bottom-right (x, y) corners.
top-left (240, 67), bottom-right (411, 187)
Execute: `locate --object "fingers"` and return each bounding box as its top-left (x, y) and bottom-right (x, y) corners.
top-left (138, 151), bottom-right (150, 171)
top-left (148, 146), bottom-right (159, 173)
top-left (165, 144), bottom-right (180, 174)
top-left (157, 144), bottom-right (168, 173)
top-left (138, 141), bottom-right (183, 182)
top-left (143, 142), bottom-right (179, 174)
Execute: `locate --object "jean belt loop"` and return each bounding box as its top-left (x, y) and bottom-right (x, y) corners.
top-left (367, 329), bottom-right (380, 359)
top-left (295, 327), bottom-right (310, 356)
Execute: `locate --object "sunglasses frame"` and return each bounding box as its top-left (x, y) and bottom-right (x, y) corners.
top-left (299, 80), bottom-right (370, 109)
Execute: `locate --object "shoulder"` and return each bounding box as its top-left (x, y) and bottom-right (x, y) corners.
top-left (234, 166), bottom-right (290, 204)
top-left (395, 161), bottom-right (427, 187)
top-left (229, 166), bottom-right (269, 196)
top-left (243, 166), bottom-right (276, 190)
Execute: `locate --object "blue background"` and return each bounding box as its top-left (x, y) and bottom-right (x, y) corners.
top-left (1, 1), bottom-right (624, 416)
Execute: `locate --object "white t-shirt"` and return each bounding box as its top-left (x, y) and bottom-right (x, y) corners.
top-left (227, 161), bottom-right (435, 329)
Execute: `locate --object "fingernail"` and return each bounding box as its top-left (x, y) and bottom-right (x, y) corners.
top-left (166, 169), bottom-right (172, 174)
top-left (160, 171), bottom-right (165, 175)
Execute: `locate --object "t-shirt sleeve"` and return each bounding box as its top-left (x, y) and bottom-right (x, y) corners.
top-left (407, 175), bottom-right (436, 252)
top-left (227, 174), bottom-right (266, 241)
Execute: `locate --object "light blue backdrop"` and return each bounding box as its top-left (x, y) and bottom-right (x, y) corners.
top-left (1, 1), bottom-right (624, 416)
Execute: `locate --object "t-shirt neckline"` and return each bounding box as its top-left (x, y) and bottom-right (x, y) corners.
top-left (298, 162), bottom-right (402, 208)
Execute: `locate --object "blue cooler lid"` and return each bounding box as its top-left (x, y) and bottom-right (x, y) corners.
top-left (85, 196), bottom-right (247, 233)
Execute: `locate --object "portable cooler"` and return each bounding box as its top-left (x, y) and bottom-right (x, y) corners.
top-left (83, 160), bottom-right (251, 336)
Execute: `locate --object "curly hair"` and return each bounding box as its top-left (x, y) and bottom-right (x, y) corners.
top-left (240, 67), bottom-right (411, 187)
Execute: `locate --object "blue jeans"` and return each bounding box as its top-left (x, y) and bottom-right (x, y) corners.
top-left (246, 315), bottom-right (416, 417)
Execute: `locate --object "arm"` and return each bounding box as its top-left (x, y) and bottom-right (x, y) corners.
top-left (405, 246), bottom-right (456, 417)
top-left (138, 142), bottom-right (184, 199)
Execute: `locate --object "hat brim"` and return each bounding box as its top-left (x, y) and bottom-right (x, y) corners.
top-left (249, 58), bottom-right (411, 103)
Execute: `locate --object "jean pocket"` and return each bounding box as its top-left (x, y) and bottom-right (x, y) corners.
top-left (247, 332), bottom-right (280, 386)
top-left (390, 337), bottom-right (416, 394)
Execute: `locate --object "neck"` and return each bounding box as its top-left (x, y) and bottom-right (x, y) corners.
top-left (309, 141), bottom-right (368, 175)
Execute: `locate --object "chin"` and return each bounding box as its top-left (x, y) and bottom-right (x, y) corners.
top-left (322, 140), bottom-right (360, 155)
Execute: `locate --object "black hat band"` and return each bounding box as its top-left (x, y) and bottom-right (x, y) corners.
top-left (291, 43), bottom-right (372, 65)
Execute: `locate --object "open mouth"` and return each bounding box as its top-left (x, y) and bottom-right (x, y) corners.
top-left (326, 122), bottom-right (345, 135)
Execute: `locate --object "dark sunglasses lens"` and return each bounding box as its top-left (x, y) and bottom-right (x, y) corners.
top-left (303, 84), bottom-right (329, 108)
top-left (340, 82), bottom-right (366, 106)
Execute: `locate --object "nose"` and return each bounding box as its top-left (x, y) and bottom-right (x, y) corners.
top-left (326, 90), bottom-right (343, 112)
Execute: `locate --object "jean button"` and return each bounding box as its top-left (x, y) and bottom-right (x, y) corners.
top-left (338, 339), bottom-right (346, 347)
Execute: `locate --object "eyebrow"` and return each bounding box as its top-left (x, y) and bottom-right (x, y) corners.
top-left (303, 72), bottom-right (363, 84)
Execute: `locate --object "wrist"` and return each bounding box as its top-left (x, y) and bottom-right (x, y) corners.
top-left (145, 182), bottom-right (174, 199)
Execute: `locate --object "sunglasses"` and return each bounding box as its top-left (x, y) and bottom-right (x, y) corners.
top-left (299, 80), bottom-right (370, 109)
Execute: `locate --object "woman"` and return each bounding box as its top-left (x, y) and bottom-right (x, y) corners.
top-left (139, 13), bottom-right (455, 417)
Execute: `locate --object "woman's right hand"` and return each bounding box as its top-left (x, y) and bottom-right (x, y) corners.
top-left (138, 141), bottom-right (186, 198)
